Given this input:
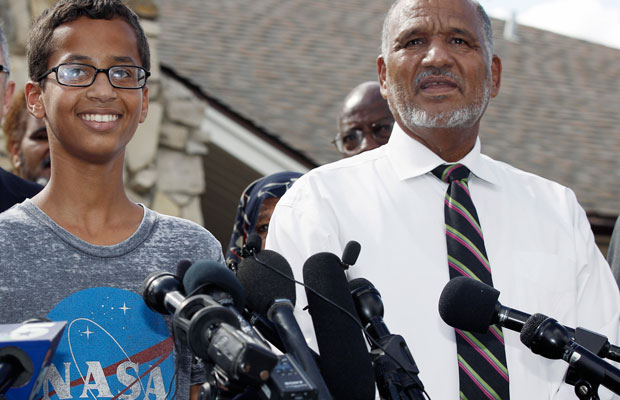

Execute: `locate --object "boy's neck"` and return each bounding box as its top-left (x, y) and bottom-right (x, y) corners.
top-left (32, 158), bottom-right (144, 246)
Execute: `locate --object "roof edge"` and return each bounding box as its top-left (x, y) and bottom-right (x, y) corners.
top-left (160, 64), bottom-right (319, 170)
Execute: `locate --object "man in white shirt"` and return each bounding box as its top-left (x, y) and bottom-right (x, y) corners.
top-left (266, 0), bottom-right (620, 398)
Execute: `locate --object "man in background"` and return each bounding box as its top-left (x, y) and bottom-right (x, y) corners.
top-left (0, 24), bottom-right (42, 212)
top-left (4, 88), bottom-right (50, 185)
top-left (332, 81), bottom-right (394, 157)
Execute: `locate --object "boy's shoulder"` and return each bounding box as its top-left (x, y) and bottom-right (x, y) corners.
top-left (147, 208), bottom-right (223, 258)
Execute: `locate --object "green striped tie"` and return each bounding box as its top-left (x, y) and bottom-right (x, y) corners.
top-left (432, 164), bottom-right (510, 400)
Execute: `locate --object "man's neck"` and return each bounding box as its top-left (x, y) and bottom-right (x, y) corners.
top-left (401, 122), bottom-right (480, 162)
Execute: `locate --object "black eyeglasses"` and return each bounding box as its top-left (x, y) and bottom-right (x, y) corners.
top-left (37, 62), bottom-right (150, 89)
top-left (0, 65), bottom-right (9, 75)
top-left (332, 120), bottom-right (395, 155)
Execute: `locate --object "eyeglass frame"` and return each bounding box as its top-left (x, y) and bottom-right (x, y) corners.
top-left (36, 62), bottom-right (150, 89)
top-left (0, 65), bottom-right (9, 75)
top-left (332, 119), bottom-right (395, 155)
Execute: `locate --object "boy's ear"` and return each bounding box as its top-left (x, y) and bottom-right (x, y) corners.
top-left (25, 81), bottom-right (45, 119)
top-left (139, 86), bottom-right (149, 123)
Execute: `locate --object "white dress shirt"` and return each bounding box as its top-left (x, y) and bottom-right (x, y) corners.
top-left (266, 123), bottom-right (620, 399)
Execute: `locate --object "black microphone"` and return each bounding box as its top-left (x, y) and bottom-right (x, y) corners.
top-left (438, 276), bottom-right (620, 362)
top-left (237, 250), bottom-right (333, 400)
top-left (521, 313), bottom-right (620, 395)
top-left (175, 259), bottom-right (193, 282)
top-left (341, 241), bottom-right (361, 270)
top-left (242, 233), bottom-right (263, 258)
top-left (182, 260), bottom-right (269, 345)
top-left (141, 270), bottom-right (278, 386)
top-left (303, 252), bottom-right (376, 400)
top-left (0, 321), bottom-right (66, 400)
top-left (350, 278), bottom-right (426, 400)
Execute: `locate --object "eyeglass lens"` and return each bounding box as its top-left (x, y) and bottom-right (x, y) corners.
top-left (57, 64), bottom-right (146, 88)
top-left (337, 121), bottom-right (394, 153)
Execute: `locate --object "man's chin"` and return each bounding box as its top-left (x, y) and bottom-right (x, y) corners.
top-left (401, 104), bottom-right (485, 129)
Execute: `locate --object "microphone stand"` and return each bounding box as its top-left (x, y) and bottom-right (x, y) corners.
top-left (565, 327), bottom-right (620, 400)
top-left (371, 334), bottom-right (426, 400)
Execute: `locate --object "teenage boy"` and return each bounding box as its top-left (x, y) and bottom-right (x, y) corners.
top-left (0, 1), bottom-right (223, 399)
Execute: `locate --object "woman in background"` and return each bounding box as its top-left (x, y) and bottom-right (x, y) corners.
top-left (226, 171), bottom-right (302, 270)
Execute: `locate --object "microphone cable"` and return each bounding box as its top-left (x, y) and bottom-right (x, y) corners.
top-left (250, 250), bottom-right (432, 400)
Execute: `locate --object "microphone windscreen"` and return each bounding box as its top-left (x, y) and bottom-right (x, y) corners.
top-left (438, 276), bottom-right (500, 333)
top-left (341, 240), bottom-right (361, 266)
top-left (183, 260), bottom-right (246, 308)
top-left (303, 252), bottom-right (375, 400)
top-left (520, 313), bottom-right (549, 348)
top-left (237, 250), bottom-right (296, 315)
top-left (245, 233), bottom-right (263, 254)
top-left (348, 277), bottom-right (373, 292)
top-left (175, 259), bottom-right (193, 281)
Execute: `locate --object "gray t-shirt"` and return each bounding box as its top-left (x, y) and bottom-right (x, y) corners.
top-left (0, 199), bottom-right (225, 400)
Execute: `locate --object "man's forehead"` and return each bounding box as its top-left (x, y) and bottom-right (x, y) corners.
top-left (389, 0), bottom-right (481, 35)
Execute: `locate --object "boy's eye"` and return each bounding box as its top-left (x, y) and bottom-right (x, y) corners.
top-left (59, 65), bottom-right (90, 83)
top-left (110, 67), bottom-right (134, 80)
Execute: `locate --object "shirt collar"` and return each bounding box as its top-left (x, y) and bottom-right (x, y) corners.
top-left (385, 122), bottom-right (500, 185)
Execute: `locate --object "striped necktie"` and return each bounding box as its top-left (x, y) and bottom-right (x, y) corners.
top-left (432, 163), bottom-right (510, 400)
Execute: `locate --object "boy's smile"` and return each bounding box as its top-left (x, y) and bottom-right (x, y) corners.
top-left (28, 16), bottom-right (148, 165)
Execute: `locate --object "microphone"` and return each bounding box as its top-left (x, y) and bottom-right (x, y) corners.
top-left (303, 252), bottom-right (376, 400)
top-left (341, 241), bottom-right (361, 270)
top-left (350, 278), bottom-right (426, 400)
top-left (237, 250), bottom-right (333, 400)
top-left (141, 270), bottom-right (278, 386)
top-left (242, 233), bottom-right (263, 258)
top-left (0, 321), bottom-right (66, 400)
top-left (438, 276), bottom-right (620, 362)
top-left (174, 259), bottom-right (193, 281)
top-left (521, 313), bottom-right (620, 395)
top-left (182, 260), bottom-right (267, 344)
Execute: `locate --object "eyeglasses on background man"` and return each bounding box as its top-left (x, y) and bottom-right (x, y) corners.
top-left (332, 118), bottom-right (394, 156)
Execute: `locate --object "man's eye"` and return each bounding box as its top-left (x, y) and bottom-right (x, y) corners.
top-left (406, 38), bottom-right (424, 47)
top-left (255, 224), bottom-right (269, 234)
top-left (373, 124), bottom-right (393, 138)
top-left (451, 38), bottom-right (468, 45)
top-left (342, 134), bottom-right (358, 144)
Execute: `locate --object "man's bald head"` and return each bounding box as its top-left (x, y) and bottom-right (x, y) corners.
top-left (335, 81), bottom-right (394, 157)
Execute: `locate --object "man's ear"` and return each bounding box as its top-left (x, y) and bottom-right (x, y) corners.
top-left (377, 55), bottom-right (388, 100)
top-left (10, 151), bottom-right (21, 170)
top-left (490, 55), bottom-right (502, 98)
top-left (25, 81), bottom-right (45, 119)
top-left (2, 80), bottom-right (15, 117)
top-left (139, 86), bottom-right (149, 123)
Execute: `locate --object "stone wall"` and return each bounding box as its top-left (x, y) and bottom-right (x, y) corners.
top-left (1, 0), bottom-right (211, 226)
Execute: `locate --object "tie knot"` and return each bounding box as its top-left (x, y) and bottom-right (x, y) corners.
top-left (432, 163), bottom-right (470, 183)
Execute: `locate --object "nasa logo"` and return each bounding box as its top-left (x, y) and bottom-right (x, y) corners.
top-left (41, 287), bottom-right (175, 399)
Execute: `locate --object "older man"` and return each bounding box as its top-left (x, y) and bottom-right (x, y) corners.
top-left (333, 81), bottom-right (394, 157)
top-left (0, 25), bottom-right (42, 212)
top-left (266, 0), bottom-right (620, 398)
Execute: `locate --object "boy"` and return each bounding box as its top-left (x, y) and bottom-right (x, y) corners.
top-left (0, 1), bottom-right (223, 399)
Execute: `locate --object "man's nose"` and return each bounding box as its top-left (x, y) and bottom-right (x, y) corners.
top-left (421, 38), bottom-right (453, 69)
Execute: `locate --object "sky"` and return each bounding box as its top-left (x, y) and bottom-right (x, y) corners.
top-left (478, 0), bottom-right (620, 49)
